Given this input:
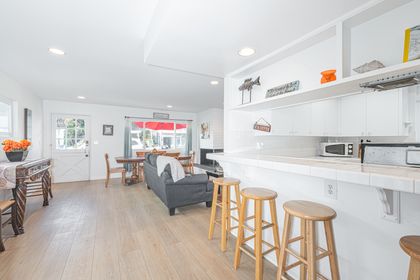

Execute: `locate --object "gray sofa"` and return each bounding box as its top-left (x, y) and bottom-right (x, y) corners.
top-left (143, 154), bottom-right (214, 216)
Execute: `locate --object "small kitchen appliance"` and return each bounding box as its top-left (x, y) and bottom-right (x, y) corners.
top-left (320, 142), bottom-right (354, 157)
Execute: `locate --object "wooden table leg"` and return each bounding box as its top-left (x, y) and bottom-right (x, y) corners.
top-left (13, 179), bottom-right (27, 234)
top-left (41, 170), bottom-right (50, 206)
top-left (131, 163), bottom-right (139, 183)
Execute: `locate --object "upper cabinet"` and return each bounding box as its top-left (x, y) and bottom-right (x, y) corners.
top-left (269, 88), bottom-right (412, 137)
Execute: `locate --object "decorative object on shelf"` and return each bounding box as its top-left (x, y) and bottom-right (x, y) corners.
top-left (353, 60), bottom-right (385, 74)
top-left (2, 139), bottom-right (31, 162)
top-left (239, 76), bottom-right (260, 104)
top-left (200, 122), bottom-right (210, 139)
top-left (103, 125), bottom-right (114, 136)
top-left (265, 80), bottom-right (300, 98)
top-left (320, 69), bottom-right (337, 84)
top-left (153, 112), bottom-right (170, 119)
top-left (403, 25), bottom-right (420, 62)
top-left (253, 118), bottom-right (271, 132)
top-left (24, 108), bottom-right (32, 141)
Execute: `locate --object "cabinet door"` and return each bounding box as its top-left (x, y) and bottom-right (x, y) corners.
top-left (312, 100), bottom-right (339, 136)
top-left (272, 107), bottom-right (293, 135)
top-left (293, 103), bottom-right (312, 135)
top-left (340, 94), bottom-right (366, 136)
top-left (366, 89), bottom-right (400, 136)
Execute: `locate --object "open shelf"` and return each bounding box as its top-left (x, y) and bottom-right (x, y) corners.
top-left (234, 59), bottom-right (420, 112)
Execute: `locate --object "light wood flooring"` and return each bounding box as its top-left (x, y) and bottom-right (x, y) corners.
top-left (0, 179), bottom-right (277, 280)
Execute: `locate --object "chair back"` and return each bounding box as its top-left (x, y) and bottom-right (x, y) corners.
top-left (136, 151), bottom-right (146, 157)
top-left (104, 153), bottom-right (110, 173)
top-left (189, 150), bottom-right (195, 164)
top-left (151, 149), bottom-right (167, 155)
top-left (166, 152), bottom-right (180, 158)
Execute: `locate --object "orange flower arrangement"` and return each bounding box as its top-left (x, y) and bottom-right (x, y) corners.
top-left (2, 139), bottom-right (31, 152)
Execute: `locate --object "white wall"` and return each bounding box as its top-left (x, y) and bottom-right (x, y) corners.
top-left (43, 100), bottom-right (197, 180)
top-left (197, 108), bottom-right (224, 150)
top-left (0, 71), bottom-right (43, 160)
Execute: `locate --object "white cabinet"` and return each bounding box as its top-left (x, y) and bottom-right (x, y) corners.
top-left (272, 104), bottom-right (311, 135)
top-left (339, 94), bottom-right (366, 136)
top-left (312, 100), bottom-right (339, 136)
top-left (365, 90), bottom-right (400, 136)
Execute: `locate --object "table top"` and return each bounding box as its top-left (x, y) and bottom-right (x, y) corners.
top-left (115, 156), bottom-right (145, 163)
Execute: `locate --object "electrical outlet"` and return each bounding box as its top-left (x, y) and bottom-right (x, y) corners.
top-left (324, 180), bottom-right (338, 200)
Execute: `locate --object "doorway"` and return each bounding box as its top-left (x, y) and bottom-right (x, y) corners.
top-left (51, 114), bottom-right (90, 183)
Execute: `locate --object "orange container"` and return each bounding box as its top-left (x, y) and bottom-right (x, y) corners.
top-left (320, 69), bottom-right (336, 84)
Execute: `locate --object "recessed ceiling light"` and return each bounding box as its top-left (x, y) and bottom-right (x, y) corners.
top-left (238, 47), bottom-right (255, 57)
top-left (166, 105), bottom-right (173, 108)
top-left (77, 96), bottom-right (86, 100)
top-left (210, 80), bottom-right (219, 85)
top-left (48, 48), bottom-right (65, 55)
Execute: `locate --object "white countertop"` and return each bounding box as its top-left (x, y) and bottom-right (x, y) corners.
top-left (207, 153), bottom-right (420, 194)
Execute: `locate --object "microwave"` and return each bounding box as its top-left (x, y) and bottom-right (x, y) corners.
top-left (320, 142), bottom-right (354, 157)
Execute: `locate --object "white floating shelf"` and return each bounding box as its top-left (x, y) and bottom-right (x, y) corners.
top-left (234, 59), bottom-right (420, 112)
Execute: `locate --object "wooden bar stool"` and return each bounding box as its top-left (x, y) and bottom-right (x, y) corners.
top-left (208, 177), bottom-right (241, 252)
top-left (400, 236), bottom-right (420, 280)
top-left (277, 200), bottom-right (339, 280)
top-left (234, 188), bottom-right (281, 280)
top-left (0, 199), bottom-right (19, 252)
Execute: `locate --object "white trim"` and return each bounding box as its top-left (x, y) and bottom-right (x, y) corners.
top-left (0, 95), bottom-right (14, 138)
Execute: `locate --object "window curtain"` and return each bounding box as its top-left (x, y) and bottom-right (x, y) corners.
top-left (123, 117), bottom-right (132, 171)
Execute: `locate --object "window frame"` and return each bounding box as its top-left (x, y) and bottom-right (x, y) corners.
top-left (0, 96), bottom-right (14, 138)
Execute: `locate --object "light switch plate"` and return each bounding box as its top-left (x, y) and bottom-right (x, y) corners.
top-left (324, 180), bottom-right (338, 200)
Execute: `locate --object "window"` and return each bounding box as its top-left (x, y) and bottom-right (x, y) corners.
top-left (55, 117), bottom-right (87, 150)
top-left (127, 118), bottom-right (191, 155)
top-left (0, 97), bottom-right (13, 137)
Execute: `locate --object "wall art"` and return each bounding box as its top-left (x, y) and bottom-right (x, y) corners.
top-left (265, 80), bottom-right (299, 98)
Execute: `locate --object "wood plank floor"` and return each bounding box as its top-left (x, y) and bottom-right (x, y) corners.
top-left (0, 179), bottom-right (277, 280)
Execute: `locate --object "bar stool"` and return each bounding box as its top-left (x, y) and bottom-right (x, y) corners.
top-left (400, 236), bottom-right (420, 280)
top-left (208, 177), bottom-right (241, 252)
top-left (234, 188), bottom-right (281, 280)
top-left (277, 200), bottom-right (339, 280)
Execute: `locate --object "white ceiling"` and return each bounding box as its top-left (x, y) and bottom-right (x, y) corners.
top-left (0, 0), bottom-right (372, 112)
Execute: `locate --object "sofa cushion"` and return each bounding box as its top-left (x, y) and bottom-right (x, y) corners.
top-left (160, 164), bottom-right (174, 184)
top-left (147, 154), bottom-right (159, 167)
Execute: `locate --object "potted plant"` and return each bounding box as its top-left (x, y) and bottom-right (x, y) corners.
top-left (2, 139), bottom-right (31, 162)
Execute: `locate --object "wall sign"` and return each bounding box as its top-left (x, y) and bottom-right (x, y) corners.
top-left (265, 80), bottom-right (300, 98)
top-left (153, 112), bottom-right (170, 119)
top-left (253, 118), bottom-right (271, 132)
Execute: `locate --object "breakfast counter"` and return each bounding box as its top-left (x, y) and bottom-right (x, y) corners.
top-left (207, 153), bottom-right (420, 194)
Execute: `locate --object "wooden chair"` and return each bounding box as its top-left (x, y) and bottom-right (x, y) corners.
top-left (135, 151), bottom-right (147, 181)
top-left (400, 236), bottom-right (420, 280)
top-left (104, 153), bottom-right (126, 187)
top-left (182, 151), bottom-right (195, 174)
top-left (277, 200), bottom-right (339, 280)
top-left (0, 200), bottom-right (19, 252)
top-left (151, 149), bottom-right (167, 155)
top-left (234, 188), bottom-right (280, 280)
top-left (166, 152), bottom-right (180, 158)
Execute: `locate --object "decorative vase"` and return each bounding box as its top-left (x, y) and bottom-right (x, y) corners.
top-left (320, 69), bottom-right (337, 84)
top-left (5, 150), bottom-right (29, 162)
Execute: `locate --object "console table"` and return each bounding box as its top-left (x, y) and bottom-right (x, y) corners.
top-left (6, 159), bottom-right (52, 234)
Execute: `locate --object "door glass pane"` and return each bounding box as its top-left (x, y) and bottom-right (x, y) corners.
top-left (55, 117), bottom-right (86, 150)
top-left (175, 123), bottom-right (188, 154)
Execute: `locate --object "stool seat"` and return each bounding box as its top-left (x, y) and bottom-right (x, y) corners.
top-left (401, 236), bottom-right (420, 260)
top-left (283, 200), bottom-right (336, 221)
top-left (241, 187), bottom-right (277, 200)
top-left (0, 200), bottom-right (14, 212)
top-left (213, 177), bottom-right (240, 186)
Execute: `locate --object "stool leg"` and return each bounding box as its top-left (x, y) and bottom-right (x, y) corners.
top-left (277, 212), bottom-right (291, 279)
top-left (227, 186), bottom-right (231, 237)
top-left (300, 218), bottom-right (307, 280)
top-left (324, 220), bottom-right (340, 280)
top-left (306, 220), bottom-right (316, 280)
top-left (408, 257), bottom-right (420, 280)
top-left (208, 183), bottom-right (219, 240)
top-left (269, 199), bottom-right (281, 262)
top-left (221, 185), bottom-right (228, 252)
top-left (234, 197), bottom-right (248, 269)
top-left (255, 200), bottom-right (263, 280)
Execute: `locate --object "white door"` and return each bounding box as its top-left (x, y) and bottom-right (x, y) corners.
top-left (51, 114), bottom-right (90, 183)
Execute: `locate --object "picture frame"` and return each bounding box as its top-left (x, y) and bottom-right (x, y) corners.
top-left (24, 108), bottom-right (32, 141)
top-left (403, 25), bottom-right (420, 62)
top-left (200, 122), bottom-right (210, 139)
top-left (103, 124), bottom-right (114, 136)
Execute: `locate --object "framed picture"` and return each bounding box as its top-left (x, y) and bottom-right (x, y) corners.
top-left (24, 108), bottom-right (32, 141)
top-left (103, 125), bottom-right (114, 136)
top-left (200, 122), bottom-right (210, 139)
top-left (403, 25), bottom-right (420, 62)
